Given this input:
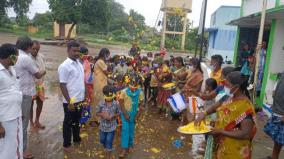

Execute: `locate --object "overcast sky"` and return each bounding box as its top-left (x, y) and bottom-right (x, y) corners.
top-left (9, 0), bottom-right (241, 27)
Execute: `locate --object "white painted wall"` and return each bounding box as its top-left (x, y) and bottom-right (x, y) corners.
top-left (265, 20), bottom-right (284, 105)
top-left (243, 0), bottom-right (276, 17)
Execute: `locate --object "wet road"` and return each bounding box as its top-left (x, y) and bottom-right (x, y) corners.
top-left (0, 33), bottom-right (284, 159)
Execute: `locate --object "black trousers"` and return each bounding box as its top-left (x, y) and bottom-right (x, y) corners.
top-left (63, 102), bottom-right (82, 147)
top-left (150, 87), bottom-right (158, 106)
top-left (144, 84), bottom-right (150, 102)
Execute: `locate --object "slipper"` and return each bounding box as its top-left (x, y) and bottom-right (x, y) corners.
top-left (23, 153), bottom-right (34, 159)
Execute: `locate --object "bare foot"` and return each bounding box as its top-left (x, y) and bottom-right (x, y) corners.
top-left (63, 146), bottom-right (73, 153)
top-left (35, 122), bottom-right (45, 129)
top-left (119, 149), bottom-right (128, 159)
top-left (30, 122), bottom-right (35, 128)
top-left (128, 147), bottom-right (134, 153)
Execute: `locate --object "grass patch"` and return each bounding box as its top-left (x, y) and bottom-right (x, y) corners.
top-left (0, 27), bottom-right (53, 39)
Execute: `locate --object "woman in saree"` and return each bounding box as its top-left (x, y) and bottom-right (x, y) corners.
top-left (183, 57), bottom-right (203, 92)
top-left (182, 58), bottom-right (204, 124)
top-left (195, 71), bottom-right (256, 159)
top-left (93, 48), bottom-right (111, 122)
top-left (172, 56), bottom-right (188, 90)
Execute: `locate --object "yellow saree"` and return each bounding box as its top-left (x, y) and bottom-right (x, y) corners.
top-left (214, 97), bottom-right (256, 159)
top-left (93, 59), bottom-right (108, 120)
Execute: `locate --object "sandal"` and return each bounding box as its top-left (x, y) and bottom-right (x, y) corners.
top-left (23, 152), bottom-right (34, 159)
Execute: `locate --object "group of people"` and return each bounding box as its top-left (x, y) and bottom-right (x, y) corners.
top-left (0, 37), bottom-right (46, 159)
top-left (55, 40), bottom-right (259, 159)
top-left (0, 36), bottom-right (284, 159)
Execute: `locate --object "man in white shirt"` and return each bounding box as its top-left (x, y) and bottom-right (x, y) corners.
top-left (15, 36), bottom-right (46, 159)
top-left (0, 44), bottom-right (23, 159)
top-left (58, 41), bottom-right (85, 152)
top-left (30, 40), bottom-right (46, 130)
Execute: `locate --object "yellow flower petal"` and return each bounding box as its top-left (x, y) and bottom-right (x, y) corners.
top-left (150, 147), bottom-right (161, 153)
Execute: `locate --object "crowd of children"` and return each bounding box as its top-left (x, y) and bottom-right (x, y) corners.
top-left (75, 45), bottom-right (209, 157)
top-left (62, 43), bottom-right (277, 159)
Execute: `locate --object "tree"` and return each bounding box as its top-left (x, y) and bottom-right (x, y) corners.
top-left (0, 0), bottom-right (32, 24)
top-left (48, 0), bottom-right (112, 39)
top-left (33, 12), bottom-right (53, 29)
top-left (127, 9), bottom-right (146, 42)
top-left (108, 0), bottom-right (128, 32)
top-left (80, 0), bottom-right (111, 33)
top-left (9, 0), bottom-right (32, 19)
top-left (48, 0), bottom-right (82, 39)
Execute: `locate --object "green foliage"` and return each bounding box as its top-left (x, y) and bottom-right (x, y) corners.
top-left (0, 0), bottom-right (32, 23)
top-left (167, 15), bottom-right (184, 32)
top-left (77, 23), bottom-right (93, 34)
top-left (0, 26), bottom-right (52, 39)
top-left (127, 9), bottom-right (146, 42)
top-left (0, 1), bottom-right (8, 25)
top-left (185, 27), bottom-right (208, 51)
top-left (48, 0), bottom-right (81, 24)
top-left (0, 14), bottom-right (10, 27)
top-left (80, 0), bottom-right (111, 33)
top-left (185, 27), bottom-right (199, 51)
top-left (8, 0), bottom-right (32, 19)
top-left (33, 12), bottom-right (53, 28)
top-left (0, 0), bottom-right (202, 52)
top-left (16, 15), bottom-right (30, 26)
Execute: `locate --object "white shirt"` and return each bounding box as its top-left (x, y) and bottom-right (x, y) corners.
top-left (15, 50), bottom-right (39, 96)
top-left (0, 63), bottom-right (22, 122)
top-left (31, 53), bottom-right (46, 84)
top-left (58, 58), bottom-right (85, 103)
top-left (114, 64), bottom-right (128, 75)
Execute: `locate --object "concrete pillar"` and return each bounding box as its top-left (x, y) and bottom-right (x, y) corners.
top-left (181, 13), bottom-right (187, 51)
top-left (161, 12), bottom-right (167, 49)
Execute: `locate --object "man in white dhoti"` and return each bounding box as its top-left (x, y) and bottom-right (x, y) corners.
top-left (15, 36), bottom-right (46, 159)
top-left (0, 43), bottom-right (23, 159)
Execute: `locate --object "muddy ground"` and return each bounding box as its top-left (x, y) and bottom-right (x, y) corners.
top-left (0, 33), bottom-right (283, 159)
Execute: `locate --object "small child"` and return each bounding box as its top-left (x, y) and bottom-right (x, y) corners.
top-left (96, 85), bottom-right (121, 159)
top-left (141, 56), bottom-right (151, 104)
top-left (203, 78), bottom-right (218, 110)
top-left (114, 74), bottom-right (127, 129)
top-left (157, 61), bottom-right (175, 115)
top-left (149, 67), bottom-right (159, 106)
top-left (118, 74), bottom-right (144, 158)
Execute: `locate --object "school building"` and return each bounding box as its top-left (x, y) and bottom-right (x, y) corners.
top-left (207, 6), bottom-right (240, 63)
top-left (229, 0), bottom-right (284, 107)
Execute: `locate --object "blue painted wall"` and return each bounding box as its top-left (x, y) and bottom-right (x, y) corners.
top-left (210, 6), bottom-right (241, 29)
top-left (208, 6), bottom-right (241, 62)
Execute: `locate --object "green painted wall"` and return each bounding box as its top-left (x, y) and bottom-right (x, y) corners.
top-left (233, 28), bottom-right (240, 65)
top-left (232, 0), bottom-right (243, 66)
top-left (256, 20), bottom-right (277, 107)
top-left (276, 0), bottom-right (280, 7)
